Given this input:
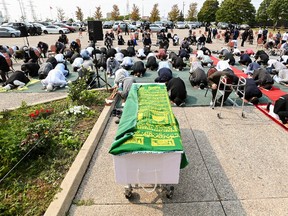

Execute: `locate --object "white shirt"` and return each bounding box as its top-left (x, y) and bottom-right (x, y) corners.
top-left (121, 56), bottom-right (134, 66)
top-left (72, 57), bottom-right (84, 69)
top-left (115, 52), bottom-right (124, 62)
top-left (147, 52), bottom-right (156, 58)
top-left (281, 55), bottom-right (288, 63)
top-left (137, 48), bottom-right (146, 57)
top-left (282, 32), bottom-right (288, 41)
top-left (216, 60), bottom-right (232, 71)
top-left (157, 61), bottom-right (171, 71)
top-left (41, 68), bottom-right (67, 87)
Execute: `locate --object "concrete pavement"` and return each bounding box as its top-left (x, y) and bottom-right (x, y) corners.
top-left (67, 106), bottom-right (288, 216)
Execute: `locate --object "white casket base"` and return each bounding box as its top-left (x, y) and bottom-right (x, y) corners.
top-left (113, 152), bottom-right (182, 185)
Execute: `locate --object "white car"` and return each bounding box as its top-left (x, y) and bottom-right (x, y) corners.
top-left (43, 25), bottom-right (69, 34)
top-left (149, 24), bottom-right (166, 33)
top-left (33, 23), bottom-right (47, 31)
top-left (175, 22), bottom-right (187, 29)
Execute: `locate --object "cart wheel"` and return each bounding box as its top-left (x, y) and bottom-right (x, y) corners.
top-left (125, 192), bottom-right (132, 199)
top-left (166, 186), bottom-right (174, 199)
top-left (124, 187), bottom-right (133, 199)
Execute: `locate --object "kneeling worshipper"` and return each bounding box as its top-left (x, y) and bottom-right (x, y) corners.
top-left (120, 56), bottom-right (134, 70)
top-left (237, 73), bottom-right (262, 105)
top-left (114, 68), bottom-right (129, 89)
top-left (2, 70), bottom-right (30, 90)
top-left (131, 61), bottom-right (146, 77)
top-left (189, 57), bottom-right (207, 89)
top-left (267, 94), bottom-right (288, 124)
top-left (155, 67), bottom-right (173, 83)
top-left (41, 67), bottom-right (68, 91)
top-left (145, 54), bottom-right (158, 71)
top-left (166, 77), bottom-right (187, 107)
top-left (252, 68), bottom-right (274, 90)
top-left (117, 76), bottom-right (136, 104)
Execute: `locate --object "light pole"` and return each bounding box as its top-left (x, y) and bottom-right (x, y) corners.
top-left (18, 0), bottom-right (29, 46)
top-left (183, 1), bottom-right (185, 19)
top-left (142, 0), bottom-right (144, 18)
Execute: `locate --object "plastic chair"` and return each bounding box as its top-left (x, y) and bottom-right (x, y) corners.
top-left (256, 38), bottom-right (264, 49)
top-left (76, 39), bottom-right (81, 49)
top-left (48, 45), bottom-right (57, 57)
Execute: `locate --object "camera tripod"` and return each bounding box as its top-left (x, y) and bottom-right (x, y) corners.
top-left (87, 58), bottom-right (111, 90)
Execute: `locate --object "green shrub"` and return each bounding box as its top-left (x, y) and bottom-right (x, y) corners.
top-left (0, 94), bottom-right (107, 215)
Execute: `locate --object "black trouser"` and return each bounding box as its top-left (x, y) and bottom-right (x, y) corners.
top-left (274, 97), bottom-right (288, 124)
top-left (0, 70), bottom-right (7, 82)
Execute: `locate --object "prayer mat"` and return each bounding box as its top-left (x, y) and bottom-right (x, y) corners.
top-left (210, 55), bottom-right (288, 102)
top-left (256, 104), bottom-right (288, 132)
top-left (0, 79), bottom-right (40, 92)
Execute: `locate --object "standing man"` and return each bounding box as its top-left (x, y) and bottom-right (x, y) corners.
top-left (124, 23), bottom-right (129, 35)
top-left (241, 29), bottom-right (248, 47)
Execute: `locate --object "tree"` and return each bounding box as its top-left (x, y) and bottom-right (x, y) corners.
top-left (267, 0), bottom-right (288, 29)
top-left (168, 4), bottom-right (180, 22)
top-left (186, 3), bottom-right (198, 21)
top-left (149, 4), bottom-right (160, 23)
top-left (86, 16), bottom-right (95, 21)
top-left (75, 6), bottom-right (84, 21)
top-left (198, 0), bottom-right (218, 23)
top-left (57, 7), bottom-right (65, 21)
top-left (130, 4), bottom-right (140, 21)
top-left (256, 0), bottom-right (271, 25)
top-left (111, 5), bottom-right (120, 20)
top-left (94, 6), bottom-right (102, 20)
top-left (216, 0), bottom-right (255, 25)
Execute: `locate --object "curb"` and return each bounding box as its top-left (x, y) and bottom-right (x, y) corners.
top-left (44, 98), bottom-right (117, 216)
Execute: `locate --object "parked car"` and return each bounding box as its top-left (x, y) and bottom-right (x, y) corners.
top-left (217, 22), bottom-right (229, 29)
top-left (102, 21), bottom-right (114, 29)
top-left (175, 21), bottom-right (187, 29)
top-left (43, 25), bottom-right (69, 34)
top-left (0, 26), bottom-right (21, 37)
top-left (54, 23), bottom-right (76, 33)
top-left (26, 23), bottom-right (42, 36)
top-left (187, 22), bottom-right (198, 29)
top-left (1, 22), bottom-right (28, 36)
top-left (240, 24), bottom-right (250, 30)
top-left (68, 23), bottom-right (86, 31)
top-left (33, 23), bottom-right (47, 31)
top-left (162, 21), bottom-right (174, 29)
top-left (112, 22), bottom-right (136, 32)
top-left (131, 21), bottom-right (142, 29)
top-left (149, 24), bottom-right (166, 33)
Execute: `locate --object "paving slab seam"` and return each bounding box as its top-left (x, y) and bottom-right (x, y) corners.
top-left (77, 200), bottom-right (224, 206)
top-left (182, 109), bottom-right (228, 216)
top-left (44, 97), bottom-right (118, 216)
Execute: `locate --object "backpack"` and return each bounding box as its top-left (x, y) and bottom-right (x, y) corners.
top-left (38, 62), bottom-right (53, 79)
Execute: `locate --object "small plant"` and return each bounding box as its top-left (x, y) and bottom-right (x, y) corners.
top-left (64, 105), bottom-right (90, 116)
top-left (29, 108), bottom-right (54, 120)
top-left (68, 67), bottom-right (92, 103)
